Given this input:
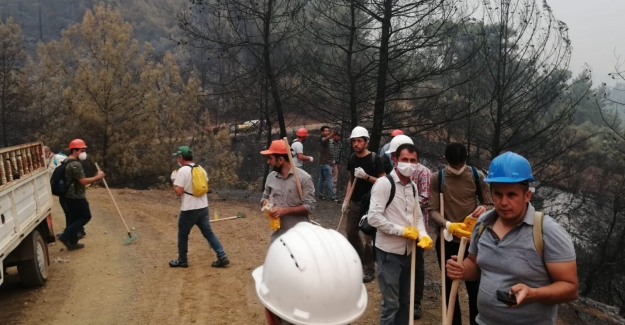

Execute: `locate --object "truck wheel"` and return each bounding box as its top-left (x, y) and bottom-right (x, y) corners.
top-left (17, 230), bottom-right (48, 287)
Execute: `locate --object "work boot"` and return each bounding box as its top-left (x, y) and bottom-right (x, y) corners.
top-left (414, 301), bottom-right (422, 320)
top-left (169, 259), bottom-right (189, 268)
top-left (363, 273), bottom-right (375, 283)
top-left (211, 256), bottom-right (230, 268)
top-left (69, 243), bottom-right (85, 251)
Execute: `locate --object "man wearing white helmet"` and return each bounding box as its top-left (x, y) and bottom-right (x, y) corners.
top-left (252, 222), bottom-right (368, 325)
top-left (385, 135), bottom-right (432, 320)
top-left (342, 126), bottom-right (385, 283)
top-left (368, 143), bottom-right (433, 324)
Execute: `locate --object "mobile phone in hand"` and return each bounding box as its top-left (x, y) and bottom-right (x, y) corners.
top-left (496, 290), bottom-right (517, 306)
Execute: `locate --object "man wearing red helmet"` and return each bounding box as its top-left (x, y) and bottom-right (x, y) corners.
top-left (291, 128), bottom-right (313, 168)
top-left (56, 139), bottom-right (105, 250)
top-left (261, 140), bottom-right (316, 242)
top-left (380, 129), bottom-right (404, 174)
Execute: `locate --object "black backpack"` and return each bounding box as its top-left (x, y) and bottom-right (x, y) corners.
top-left (50, 159), bottom-right (75, 196)
top-left (359, 174), bottom-right (416, 236)
top-left (438, 166), bottom-right (484, 204)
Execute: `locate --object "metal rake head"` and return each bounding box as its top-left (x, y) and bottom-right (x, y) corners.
top-left (123, 233), bottom-right (141, 245)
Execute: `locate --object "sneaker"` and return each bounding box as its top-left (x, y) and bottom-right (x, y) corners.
top-left (363, 273), bottom-right (375, 283)
top-left (169, 259), bottom-right (189, 268)
top-left (331, 198), bottom-right (339, 203)
top-left (414, 302), bottom-right (422, 320)
top-left (69, 243), bottom-right (85, 251)
top-left (212, 256), bottom-right (230, 268)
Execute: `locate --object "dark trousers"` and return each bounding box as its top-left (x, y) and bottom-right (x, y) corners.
top-left (436, 236), bottom-right (480, 325)
top-left (414, 246), bottom-right (425, 303)
top-left (59, 197), bottom-right (92, 245)
top-left (376, 247), bottom-right (412, 325)
top-left (178, 207), bottom-right (226, 261)
top-left (346, 200), bottom-right (375, 275)
top-left (59, 197), bottom-right (85, 236)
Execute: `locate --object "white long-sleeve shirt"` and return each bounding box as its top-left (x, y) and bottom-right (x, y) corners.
top-left (367, 169), bottom-right (427, 255)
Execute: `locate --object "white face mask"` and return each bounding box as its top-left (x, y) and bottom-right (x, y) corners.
top-left (396, 162), bottom-right (417, 177)
top-left (78, 152), bottom-right (87, 161)
top-left (448, 165), bottom-right (466, 175)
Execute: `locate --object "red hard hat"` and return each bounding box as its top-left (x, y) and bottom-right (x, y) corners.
top-left (391, 129), bottom-right (404, 137)
top-left (260, 140), bottom-right (289, 155)
top-left (68, 139), bottom-right (88, 150)
top-left (296, 128), bottom-right (309, 137)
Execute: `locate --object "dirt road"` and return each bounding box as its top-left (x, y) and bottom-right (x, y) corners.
top-left (1, 187), bottom-right (587, 324)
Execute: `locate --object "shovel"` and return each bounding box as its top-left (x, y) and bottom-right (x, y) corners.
top-left (95, 163), bottom-right (140, 244)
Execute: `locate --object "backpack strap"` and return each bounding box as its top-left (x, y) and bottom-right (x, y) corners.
top-left (533, 211), bottom-right (545, 259)
top-left (384, 174), bottom-right (416, 208)
top-left (438, 169), bottom-right (444, 193)
top-left (183, 164), bottom-right (197, 196)
top-left (385, 174), bottom-right (396, 208)
top-left (371, 152), bottom-right (377, 170)
top-left (470, 166), bottom-right (484, 204)
top-left (476, 211), bottom-right (545, 260)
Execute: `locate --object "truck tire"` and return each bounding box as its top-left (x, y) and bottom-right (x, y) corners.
top-left (17, 230), bottom-right (49, 287)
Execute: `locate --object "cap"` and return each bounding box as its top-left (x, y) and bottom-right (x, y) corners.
top-left (172, 146), bottom-right (192, 156)
top-left (260, 140), bottom-right (289, 155)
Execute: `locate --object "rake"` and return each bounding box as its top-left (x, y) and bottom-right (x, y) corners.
top-left (95, 163), bottom-right (140, 244)
top-left (210, 212), bottom-right (246, 223)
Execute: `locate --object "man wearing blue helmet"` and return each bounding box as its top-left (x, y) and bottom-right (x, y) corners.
top-left (446, 152), bottom-right (578, 325)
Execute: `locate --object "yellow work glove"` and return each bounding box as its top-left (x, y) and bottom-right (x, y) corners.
top-left (461, 215), bottom-right (478, 239)
top-left (402, 226), bottom-right (419, 240)
top-left (418, 235), bottom-right (433, 250)
top-left (446, 221), bottom-right (472, 239)
top-left (261, 204), bottom-right (280, 231)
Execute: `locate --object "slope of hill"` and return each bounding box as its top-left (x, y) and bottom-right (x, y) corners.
top-left (0, 0), bottom-right (183, 54)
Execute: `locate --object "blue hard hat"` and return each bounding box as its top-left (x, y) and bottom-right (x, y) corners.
top-left (484, 152), bottom-right (535, 183)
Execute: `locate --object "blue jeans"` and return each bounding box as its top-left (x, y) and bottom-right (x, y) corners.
top-left (178, 207), bottom-right (226, 261)
top-left (317, 164), bottom-right (335, 199)
top-left (376, 247), bottom-right (412, 325)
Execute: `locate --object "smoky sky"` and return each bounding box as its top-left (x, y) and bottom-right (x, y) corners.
top-left (548, 0), bottom-right (625, 87)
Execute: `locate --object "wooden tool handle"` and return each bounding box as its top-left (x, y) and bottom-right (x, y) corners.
top-left (95, 163), bottom-right (131, 233)
top-left (336, 178), bottom-right (357, 231)
top-left (445, 237), bottom-right (468, 325)
top-left (282, 137), bottom-right (310, 223)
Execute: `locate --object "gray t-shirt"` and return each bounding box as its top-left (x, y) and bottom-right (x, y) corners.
top-left (469, 203), bottom-right (576, 325)
top-left (291, 140), bottom-right (304, 167)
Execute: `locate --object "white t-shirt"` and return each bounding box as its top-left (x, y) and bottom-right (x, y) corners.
top-left (174, 164), bottom-right (209, 211)
top-left (291, 140), bottom-right (304, 167)
top-left (47, 153), bottom-right (67, 176)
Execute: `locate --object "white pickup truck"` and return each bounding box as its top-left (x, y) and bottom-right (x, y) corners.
top-left (0, 142), bottom-right (55, 287)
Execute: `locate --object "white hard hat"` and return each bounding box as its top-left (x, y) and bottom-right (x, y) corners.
top-left (385, 134), bottom-right (414, 154)
top-left (349, 126), bottom-right (370, 139)
top-left (252, 223), bottom-right (367, 325)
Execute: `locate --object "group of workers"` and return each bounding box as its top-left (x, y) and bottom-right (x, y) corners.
top-left (45, 128), bottom-right (578, 325)
top-left (255, 126), bottom-right (578, 325)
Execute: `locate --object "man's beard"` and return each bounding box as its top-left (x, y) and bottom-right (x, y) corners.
top-left (272, 164), bottom-right (282, 173)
